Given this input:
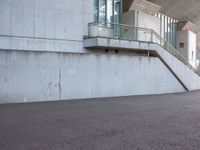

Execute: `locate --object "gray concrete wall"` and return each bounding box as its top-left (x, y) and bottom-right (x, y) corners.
top-left (122, 10), bottom-right (136, 25)
top-left (137, 11), bottom-right (160, 35)
top-left (176, 30), bottom-right (197, 68)
top-left (0, 0), bottom-right (197, 103)
top-left (176, 31), bottom-right (196, 60)
top-left (0, 0), bottom-right (93, 53)
top-left (0, 50), bottom-right (185, 103)
top-left (151, 44), bottom-right (200, 90)
top-left (84, 37), bottom-right (200, 91)
top-left (122, 10), bottom-right (160, 35)
top-left (176, 31), bottom-right (189, 59)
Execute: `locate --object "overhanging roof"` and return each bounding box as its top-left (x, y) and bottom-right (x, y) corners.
top-left (123, 0), bottom-right (200, 34)
top-left (123, 0), bottom-right (200, 49)
top-left (128, 0), bottom-right (161, 15)
top-left (147, 0), bottom-right (200, 34)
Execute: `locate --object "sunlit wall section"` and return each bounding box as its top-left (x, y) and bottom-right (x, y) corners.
top-left (156, 13), bottom-right (178, 48)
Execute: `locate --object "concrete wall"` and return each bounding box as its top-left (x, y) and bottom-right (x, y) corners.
top-left (0, 0), bottom-right (93, 53)
top-left (176, 31), bottom-right (188, 59)
top-left (137, 11), bottom-right (160, 35)
top-left (122, 10), bottom-right (136, 25)
top-left (176, 30), bottom-right (196, 60)
top-left (151, 43), bottom-right (200, 90)
top-left (0, 50), bottom-right (185, 103)
top-left (0, 0), bottom-right (198, 103)
top-left (122, 10), bottom-right (160, 35)
top-left (84, 37), bottom-right (200, 91)
top-left (176, 30), bottom-right (197, 68)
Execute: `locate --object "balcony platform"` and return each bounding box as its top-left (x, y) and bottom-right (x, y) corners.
top-left (83, 37), bottom-right (153, 51)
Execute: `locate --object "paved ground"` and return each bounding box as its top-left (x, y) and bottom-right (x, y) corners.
top-left (1, 91), bottom-right (200, 150)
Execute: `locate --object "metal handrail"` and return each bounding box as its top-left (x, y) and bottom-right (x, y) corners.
top-left (151, 29), bottom-right (199, 75)
top-left (88, 22), bottom-right (200, 76)
top-left (88, 22), bottom-right (152, 32)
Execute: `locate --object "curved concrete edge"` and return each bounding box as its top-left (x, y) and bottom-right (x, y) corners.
top-left (0, 36), bottom-right (86, 53)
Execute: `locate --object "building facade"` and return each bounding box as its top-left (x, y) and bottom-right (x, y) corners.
top-left (0, 0), bottom-right (200, 103)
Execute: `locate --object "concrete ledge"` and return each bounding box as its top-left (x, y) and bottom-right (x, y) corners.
top-left (0, 35), bottom-right (85, 53)
top-left (84, 37), bottom-right (142, 50)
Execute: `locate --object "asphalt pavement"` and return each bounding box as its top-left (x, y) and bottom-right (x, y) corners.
top-left (1, 91), bottom-right (200, 150)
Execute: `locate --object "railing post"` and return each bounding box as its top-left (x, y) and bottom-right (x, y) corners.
top-left (88, 23), bottom-right (90, 37)
top-left (113, 23), bottom-right (115, 39)
top-left (136, 27), bottom-right (138, 41)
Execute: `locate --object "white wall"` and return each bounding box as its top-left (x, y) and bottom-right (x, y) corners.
top-left (123, 10), bottom-right (160, 35)
top-left (0, 0), bottom-right (198, 103)
top-left (85, 37), bottom-right (200, 91)
top-left (122, 10), bottom-right (160, 42)
top-left (0, 0), bottom-right (94, 53)
top-left (176, 30), bottom-right (197, 68)
top-left (122, 11), bottom-right (136, 25)
top-left (0, 50), bottom-right (185, 103)
top-left (188, 31), bottom-right (197, 61)
top-left (137, 11), bottom-right (160, 35)
top-left (151, 43), bottom-right (200, 90)
top-left (176, 31), bottom-right (188, 59)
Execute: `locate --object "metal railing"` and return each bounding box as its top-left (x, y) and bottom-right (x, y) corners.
top-left (88, 22), bottom-right (199, 75)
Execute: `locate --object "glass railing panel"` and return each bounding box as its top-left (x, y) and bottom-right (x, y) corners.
top-left (98, 25), bottom-right (114, 38)
top-left (120, 26), bottom-right (136, 41)
top-left (113, 24), bottom-right (120, 39)
top-left (152, 34), bottom-right (157, 43)
top-left (88, 24), bottom-right (99, 37)
top-left (152, 34), bottom-right (161, 45)
top-left (160, 39), bottom-right (165, 47)
top-left (88, 22), bottom-right (114, 38)
top-left (137, 29), bottom-right (151, 42)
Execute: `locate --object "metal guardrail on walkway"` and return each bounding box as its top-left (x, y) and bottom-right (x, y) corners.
top-left (88, 22), bottom-right (200, 76)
